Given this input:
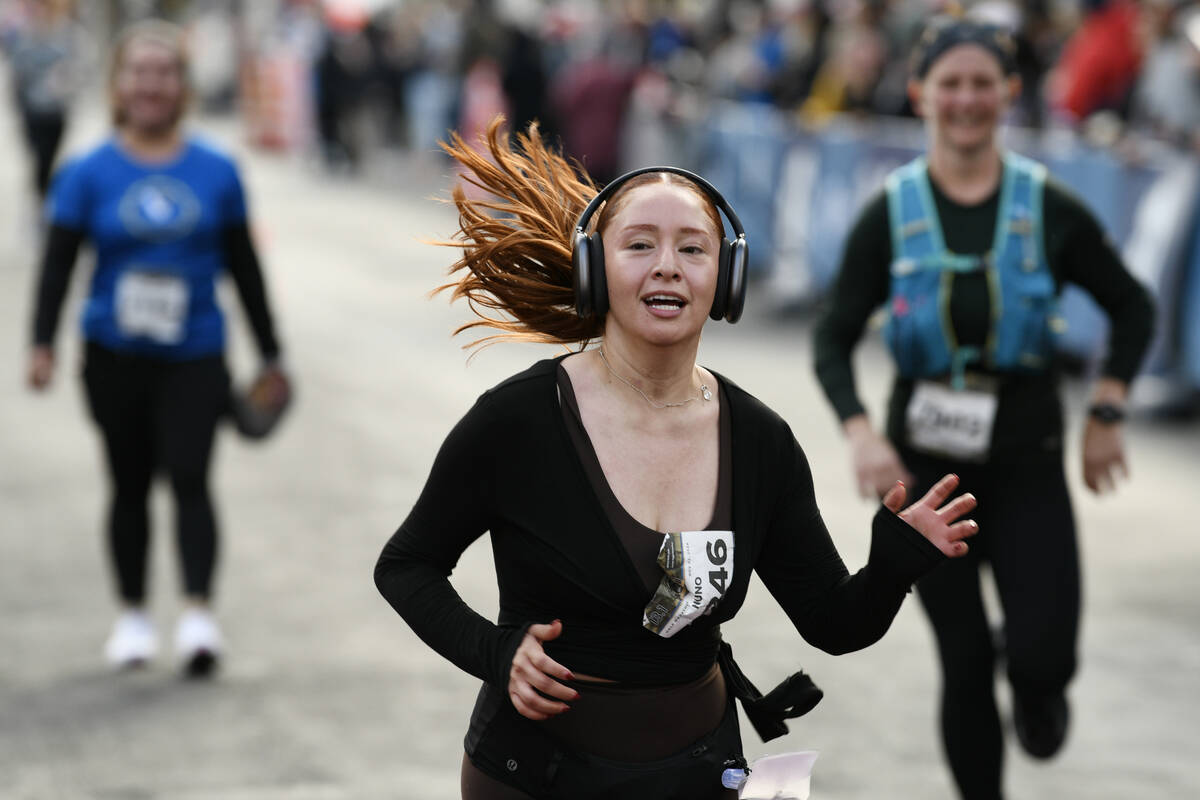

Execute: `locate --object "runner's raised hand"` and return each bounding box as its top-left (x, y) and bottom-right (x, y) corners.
top-left (883, 474), bottom-right (978, 558)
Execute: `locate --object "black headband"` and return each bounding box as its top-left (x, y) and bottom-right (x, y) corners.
top-left (911, 18), bottom-right (1017, 78)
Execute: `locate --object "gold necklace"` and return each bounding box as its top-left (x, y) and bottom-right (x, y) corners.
top-left (598, 348), bottom-right (712, 409)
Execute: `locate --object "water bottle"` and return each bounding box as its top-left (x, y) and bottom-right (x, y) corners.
top-left (721, 766), bottom-right (749, 791)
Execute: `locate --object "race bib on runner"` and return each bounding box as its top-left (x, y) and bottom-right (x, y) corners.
top-left (906, 380), bottom-right (998, 461)
top-left (642, 530), bottom-right (733, 638)
top-left (115, 270), bottom-right (189, 344)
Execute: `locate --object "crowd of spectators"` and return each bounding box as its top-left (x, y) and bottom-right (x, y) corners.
top-left (246, 0), bottom-right (1200, 173)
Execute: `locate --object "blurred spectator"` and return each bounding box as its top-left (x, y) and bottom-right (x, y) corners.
top-left (1010, 0), bottom-right (1059, 129)
top-left (314, 2), bottom-right (372, 171)
top-left (184, 0), bottom-right (238, 111)
top-left (404, 0), bottom-right (464, 154)
top-left (550, 19), bottom-right (639, 185)
top-left (0, 0), bottom-right (86, 201)
top-left (801, 0), bottom-right (891, 122)
top-left (459, 56), bottom-right (508, 149)
top-left (705, 0), bottom-right (782, 104)
top-left (499, 0), bottom-right (555, 141)
top-left (1048, 0), bottom-right (1143, 123)
top-left (363, 5), bottom-right (420, 149)
top-left (1131, 0), bottom-right (1200, 150)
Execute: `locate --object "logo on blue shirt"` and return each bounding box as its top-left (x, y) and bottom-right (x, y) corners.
top-left (118, 175), bottom-right (201, 242)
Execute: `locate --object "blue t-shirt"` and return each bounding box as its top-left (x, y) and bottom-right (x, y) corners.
top-left (48, 136), bottom-right (248, 359)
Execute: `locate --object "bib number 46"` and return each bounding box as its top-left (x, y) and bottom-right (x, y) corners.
top-left (707, 539), bottom-right (728, 595)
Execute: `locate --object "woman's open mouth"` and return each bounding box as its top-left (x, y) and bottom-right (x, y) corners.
top-left (643, 294), bottom-right (687, 316)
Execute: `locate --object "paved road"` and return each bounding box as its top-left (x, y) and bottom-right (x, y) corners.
top-left (2, 102), bottom-right (1198, 800)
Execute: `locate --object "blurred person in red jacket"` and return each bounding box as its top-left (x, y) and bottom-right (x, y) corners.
top-left (1048, 0), bottom-right (1143, 122)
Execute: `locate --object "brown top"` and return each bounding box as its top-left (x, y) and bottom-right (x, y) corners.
top-left (556, 362), bottom-right (733, 593)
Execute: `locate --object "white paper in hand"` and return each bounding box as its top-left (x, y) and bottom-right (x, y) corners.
top-left (739, 751), bottom-right (818, 800)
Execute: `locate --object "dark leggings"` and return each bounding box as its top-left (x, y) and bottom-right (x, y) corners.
top-left (21, 110), bottom-right (65, 198)
top-left (905, 447), bottom-right (1080, 800)
top-left (83, 342), bottom-right (230, 603)
top-left (462, 754), bottom-right (535, 800)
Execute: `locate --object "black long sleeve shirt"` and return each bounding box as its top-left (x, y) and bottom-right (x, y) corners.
top-left (375, 357), bottom-right (945, 690)
top-left (814, 174), bottom-right (1154, 460)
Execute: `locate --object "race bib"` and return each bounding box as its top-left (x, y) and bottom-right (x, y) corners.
top-left (115, 270), bottom-right (189, 344)
top-left (906, 380), bottom-right (998, 461)
top-left (642, 530), bottom-right (733, 638)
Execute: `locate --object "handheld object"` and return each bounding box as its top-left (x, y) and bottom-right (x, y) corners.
top-left (230, 367), bottom-right (292, 440)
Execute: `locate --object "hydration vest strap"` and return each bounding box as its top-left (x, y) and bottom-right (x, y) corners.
top-left (887, 157), bottom-right (949, 262)
top-left (950, 346), bottom-right (982, 391)
top-left (987, 153), bottom-right (1049, 366)
top-left (943, 253), bottom-right (984, 273)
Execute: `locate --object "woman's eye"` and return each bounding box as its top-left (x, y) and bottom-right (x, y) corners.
top-left (628, 241), bottom-right (652, 250)
top-left (680, 245), bottom-right (706, 255)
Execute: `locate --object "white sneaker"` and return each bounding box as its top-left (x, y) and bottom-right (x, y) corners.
top-left (174, 608), bottom-right (222, 677)
top-left (104, 610), bottom-right (158, 669)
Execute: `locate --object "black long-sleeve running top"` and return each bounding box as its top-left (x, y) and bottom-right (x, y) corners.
top-left (814, 174), bottom-right (1154, 460)
top-left (375, 357), bottom-right (945, 690)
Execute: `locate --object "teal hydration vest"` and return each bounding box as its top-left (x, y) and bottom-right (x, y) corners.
top-left (882, 153), bottom-right (1061, 386)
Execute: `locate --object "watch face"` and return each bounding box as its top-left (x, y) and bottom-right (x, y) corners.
top-left (1090, 404), bottom-right (1125, 423)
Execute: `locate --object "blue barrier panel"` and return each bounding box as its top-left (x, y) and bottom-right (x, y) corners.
top-left (1038, 147), bottom-right (1162, 361)
top-left (1182, 216), bottom-right (1200, 388)
top-left (697, 104), bottom-right (790, 273)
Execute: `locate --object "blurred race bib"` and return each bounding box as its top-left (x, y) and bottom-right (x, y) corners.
top-left (906, 380), bottom-right (997, 461)
top-left (115, 269), bottom-right (189, 344)
top-left (642, 530), bottom-right (733, 638)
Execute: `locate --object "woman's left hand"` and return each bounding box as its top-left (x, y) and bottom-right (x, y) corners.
top-left (883, 474), bottom-right (978, 558)
top-left (1082, 418), bottom-right (1127, 495)
top-left (250, 364), bottom-right (292, 411)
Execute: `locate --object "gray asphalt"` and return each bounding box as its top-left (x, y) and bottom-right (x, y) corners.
top-left (2, 102), bottom-right (1198, 800)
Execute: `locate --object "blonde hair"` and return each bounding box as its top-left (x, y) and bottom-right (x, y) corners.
top-left (438, 117), bottom-right (723, 350)
top-left (108, 19), bottom-right (191, 128)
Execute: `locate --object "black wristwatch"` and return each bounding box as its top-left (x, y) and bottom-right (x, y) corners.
top-left (1088, 402), bottom-right (1126, 424)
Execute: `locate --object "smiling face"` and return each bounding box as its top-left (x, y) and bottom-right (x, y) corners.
top-left (597, 179), bottom-right (722, 349)
top-left (111, 34), bottom-right (188, 136)
top-left (910, 43), bottom-right (1018, 156)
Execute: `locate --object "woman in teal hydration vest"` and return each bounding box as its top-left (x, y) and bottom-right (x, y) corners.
top-left (813, 17), bottom-right (1155, 800)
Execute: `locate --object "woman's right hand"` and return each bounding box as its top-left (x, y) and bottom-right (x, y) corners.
top-left (844, 415), bottom-right (913, 499)
top-left (508, 619), bottom-right (578, 720)
top-left (27, 346), bottom-right (55, 391)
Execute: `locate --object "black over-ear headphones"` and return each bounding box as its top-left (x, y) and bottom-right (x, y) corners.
top-left (571, 166), bottom-right (748, 323)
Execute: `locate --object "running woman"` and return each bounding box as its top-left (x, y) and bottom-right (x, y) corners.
top-left (375, 117), bottom-right (980, 800)
top-left (28, 20), bottom-right (287, 676)
top-left (813, 17), bottom-right (1154, 800)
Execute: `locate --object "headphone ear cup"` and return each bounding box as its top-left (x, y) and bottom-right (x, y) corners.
top-left (572, 230), bottom-right (592, 317)
top-left (710, 238), bottom-right (732, 321)
top-left (724, 237), bottom-right (749, 323)
top-left (588, 232), bottom-right (608, 317)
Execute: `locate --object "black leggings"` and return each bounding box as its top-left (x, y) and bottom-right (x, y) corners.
top-left (21, 110), bottom-right (65, 198)
top-left (83, 342), bottom-right (230, 603)
top-left (904, 447), bottom-right (1080, 800)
